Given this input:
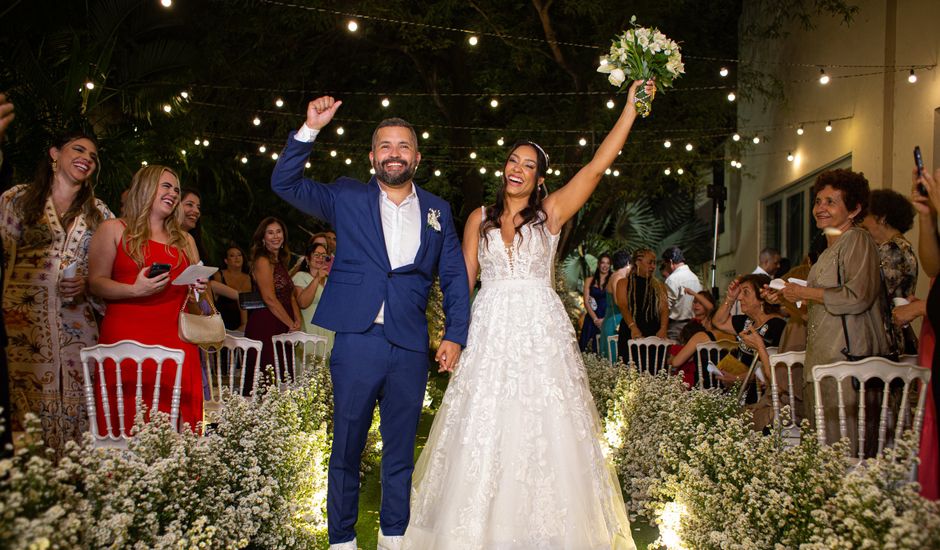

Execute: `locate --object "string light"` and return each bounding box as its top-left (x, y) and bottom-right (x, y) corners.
top-left (181, 150), bottom-right (186, 156)
top-left (685, 143), bottom-right (693, 151)
top-left (612, 169), bottom-right (620, 177)
top-left (434, 169), bottom-right (441, 176)
top-left (141, 160), bottom-right (148, 166)
top-left (605, 168), bottom-right (612, 175)
top-left (180, 91), bottom-right (189, 99)
top-left (479, 167), bottom-right (487, 174)
top-left (489, 98), bottom-right (499, 108)
top-left (202, 139), bottom-right (209, 146)
top-left (195, 138), bottom-right (201, 145)
top-left (345, 158), bottom-right (352, 164)
top-left (469, 151), bottom-right (477, 159)
top-left (85, 81), bottom-right (95, 90)
top-left (381, 97), bottom-right (390, 107)
top-left (241, 156), bottom-right (248, 164)
top-left (347, 20), bottom-right (358, 32)
top-left (468, 35), bottom-right (479, 46)
top-left (252, 116), bottom-right (261, 126)
top-left (825, 121), bottom-right (833, 132)
top-left (370, 168), bottom-right (376, 174)
top-left (818, 69), bottom-right (830, 85)
top-left (497, 137), bottom-right (504, 146)
top-left (553, 169), bottom-right (561, 176)
top-left (719, 67), bottom-right (729, 77)
top-left (606, 99), bottom-right (615, 109)
top-left (163, 104), bottom-right (172, 113)
top-left (663, 140), bottom-right (671, 148)
top-left (752, 136), bottom-right (760, 144)
top-left (330, 150), bottom-right (337, 157)
top-left (664, 168), bottom-right (671, 175)
top-left (259, 145), bottom-right (267, 153)
top-left (727, 91), bottom-right (736, 102)
top-left (732, 133), bottom-right (740, 142)
top-left (421, 131), bottom-right (430, 139)
top-left (677, 168), bottom-right (684, 175)
top-left (275, 98), bottom-right (284, 108)
top-left (336, 126), bottom-right (345, 135)
top-left (271, 152), bottom-right (278, 160)
top-left (578, 138), bottom-right (587, 146)
top-left (786, 152), bottom-right (794, 162)
top-left (305, 161), bottom-right (312, 168)
top-left (796, 125), bottom-right (804, 136)
top-left (160, 0), bottom-right (172, 7)
top-left (495, 170), bottom-right (502, 177)
top-left (908, 69), bottom-right (917, 83)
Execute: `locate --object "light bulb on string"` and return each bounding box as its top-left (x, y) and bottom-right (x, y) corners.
top-left (421, 131), bottom-right (430, 139)
top-left (908, 69), bottom-right (917, 84)
top-left (141, 160), bottom-right (148, 166)
top-left (606, 99), bottom-right (615, 109)
top-left (819, 68), bottom-right (830, 85)
top-left (612, 170), bottom-right (620, 177)
top-left (605, 168), bottom-right (612, 175)
top-left (797, 125), bottom-right (804, 136)
top-left (259, 145), bottom-right (267, 153)
top-left (336, 127), bottom-right (345, 135)
top-left (787, 152), bottom-right (794, 162)
top-left (271, 153), bottom-right (279, 160)
top-left (160, 0), bottom-right (172, 7)
top-left (479, 167), bottom-right (487, 174)
top-left (163, 104), bottom-right (172, 113)
top-left (434, 169), bottom-right (441, 177)
top-left (241, 156), bottom-right (248, 164)
top-left (468, 35), bottom-right (479, 46)
top-left (370, 168), bottom-right (376, 175)
top-left (677, 168), bottom-right (684, 175)
top-left (180, 150), bottom-right (186, 156)
top-left (825, 121), bottom-right (833, 132)
top-left (381, 98), bottom-right (390, 108)
top-left (663, 140), bottom-right (671, 148)
top-left (554, 169), bottom-right (561, 176)
top-left (347, 20), bottom-right (358, 32)
top-left (719, 67), bottom-right (729, 77)
top-left (732, 133), bottom-right (740, 142)
top-left (252, 116), bottom-right (261, 126)
top-left (578, 138), bottom-right (587, 146)
top-left (727, 91), bottom-right (736, 102)
top-left (685, 143), bottom-right (693, 151)
top-left (664, 168), bottom-right (671, 175)
top-left (489, 98), bottom-right (499, 108)
top-left (180, 91), bottom-right (189, 99)
top-left (275, 98), bottom-right (284, 108)
top-left (469, 151), bottom-right (477, 159)
top-left (305, 162), bottom-right (311, 169)
top-left (330, 150), bottom-right (337, 157)
top-left (202, 139), bottom-right (209, 147)
top-left (85, 81), bottom-right (95, 90)
top-left (495, 170), bottom-right (502, 177)
top-left (752, 136), bottom-right (760, 144)
top-left (194, 138), bottom-right (201, 146)
top-left (497, 137), bottom-right (504, 146)
top-left (345, 158), bottom-right (352, 165)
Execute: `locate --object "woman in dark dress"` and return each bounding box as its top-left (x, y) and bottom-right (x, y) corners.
top-left (244, 217), bottom-right (300, 393)
top-left (579, 253), bottom-right (611, 352)
top-left (212, 244), bottom-right (252, 331)
top-left (615, 248), bottom-right (669, 364)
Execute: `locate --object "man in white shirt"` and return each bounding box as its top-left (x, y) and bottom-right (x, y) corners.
top-left (660, 246), bottom-right (702, 340)
top-left (753, 247), bottom-right (781, 278)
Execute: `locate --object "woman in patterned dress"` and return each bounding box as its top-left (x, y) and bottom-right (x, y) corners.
top-left (0, 132), bottom-right (113, 451)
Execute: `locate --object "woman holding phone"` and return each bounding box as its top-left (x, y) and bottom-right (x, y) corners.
top-left (88, 165), bottom-right (207, 435)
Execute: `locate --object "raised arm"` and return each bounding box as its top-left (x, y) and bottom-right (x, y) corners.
top-left (462, 207), bottom-right (482, 296)
top-left (543, 79), bottom-right (653, 231)
top-left (913, 167), bottom-right (940, 277)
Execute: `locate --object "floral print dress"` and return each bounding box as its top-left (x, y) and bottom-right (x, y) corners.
top-left (0, 184), bottom-right (113, 451)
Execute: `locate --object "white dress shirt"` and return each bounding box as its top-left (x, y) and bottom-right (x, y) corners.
top-left (664, 264), bottom-right (702, 321)
top-left (293, 125), bottom-right (422, 324)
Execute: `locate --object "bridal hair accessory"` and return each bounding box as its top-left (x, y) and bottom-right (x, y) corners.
top-left (427, 208), bottom-right (441, 232)
top-left (525, 141), bottom-right (550, 170)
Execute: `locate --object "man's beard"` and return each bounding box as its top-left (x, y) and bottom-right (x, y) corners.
top-left (373, 157), bottom-right (416, 186)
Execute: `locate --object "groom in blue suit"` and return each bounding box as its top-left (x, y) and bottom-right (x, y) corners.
top-left (271, 96), bottom-right (471, 550)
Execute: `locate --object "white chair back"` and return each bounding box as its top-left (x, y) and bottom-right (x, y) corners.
top-left (272, 331), bottom-right (329, 385)
top-left (202, 334), bottom-right (263, 410)
top-left (694, 340), bottom-right (736, 390)
top-left (626, 336), bottom-right (674, 375)
top-left (80, 340), bottom-right (185, 448)
top-left (607, 335), bottom-right (619, 365)
top-left (812, 357), bottom-right (931, 459)
top-left (768, 350), bottom-right (805, 427)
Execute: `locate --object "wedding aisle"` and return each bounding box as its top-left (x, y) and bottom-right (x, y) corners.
top-left (329, 370), bottom-right (660, 550)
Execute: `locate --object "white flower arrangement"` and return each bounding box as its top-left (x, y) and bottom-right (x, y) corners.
top-left (597, 15), bottom-right (684, 117)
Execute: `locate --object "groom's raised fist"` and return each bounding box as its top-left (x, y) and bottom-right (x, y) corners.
top-left (305, 96), bottom-right (342, 131)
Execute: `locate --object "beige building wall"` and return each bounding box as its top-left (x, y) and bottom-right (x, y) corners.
top-left (719, 0), bottom-right (940, 302)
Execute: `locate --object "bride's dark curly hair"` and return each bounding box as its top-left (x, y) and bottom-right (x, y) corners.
top-left (480, 140), bottom-right (549, 246)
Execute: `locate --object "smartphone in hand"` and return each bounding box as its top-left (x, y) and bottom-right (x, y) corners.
top-left (147, 263), bottom-right (171, 278)
top-left (915, 146), bottom-right (928, 196)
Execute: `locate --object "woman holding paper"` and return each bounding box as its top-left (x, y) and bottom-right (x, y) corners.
top-left (0, 131), bottom-right (113, 451)
top-left (88, 165), bottom-right (207, 434)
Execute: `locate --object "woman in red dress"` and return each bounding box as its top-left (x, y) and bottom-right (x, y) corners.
top-left (88, 165), bottom-right (206, 435)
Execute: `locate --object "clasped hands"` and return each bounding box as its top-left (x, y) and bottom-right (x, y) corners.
top-left (436, 340), bottom-right (462, 373)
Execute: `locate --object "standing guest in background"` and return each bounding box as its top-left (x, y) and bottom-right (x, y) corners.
top-left (771, 169), bottom-right (889, 457)
top-left (211, 244), bottom-right (251, 332)
top-left (0, 93), bottom-right (14, 456)
top-left (754, 247), bottom-right (782, 278)
top-left (292, 241), bottom-right (335, 355)
top-left (579, 253), bottom-right (611, 352)
top-left (616, 248), bottom-right (669, 364)
top-left (599, 250), bottom-right (630, 361)
top-left (860, 188), bottom-right (919, 354)
top-left (912, 166), bottom-right (940, 500)
top-left (178, 188), bottom-right (206, 261)
top-left (660, 246), bottom-right (702, 340)
top-left (88, 165), bottom-right (205, 434)
top-left (325, 230), bottom-right (336, 253)
top-left (244, 217), bottom-right (301, 392)
top-left (1, 131), bottom-right (114, 452)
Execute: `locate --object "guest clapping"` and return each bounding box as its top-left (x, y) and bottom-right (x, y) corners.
top-left (88, 165), bottom-right (206, 434)
top-left (292, 241), bottom-right (335, 354)
top-left (244, 217), bottom-right (301, 391)
top-left (711, 274), bottom-right (786, 381)
top-left (0, 131), bottom-right (114, 451)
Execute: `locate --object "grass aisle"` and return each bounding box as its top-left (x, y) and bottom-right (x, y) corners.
top-left (327, 372), bottom-right (659, 549)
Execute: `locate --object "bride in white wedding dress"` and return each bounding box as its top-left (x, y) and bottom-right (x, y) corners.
top-left (402, 79), bottom-right (653, 550)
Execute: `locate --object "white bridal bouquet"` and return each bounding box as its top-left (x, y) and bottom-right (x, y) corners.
top-left (597, 16), bottom-right (684, 117)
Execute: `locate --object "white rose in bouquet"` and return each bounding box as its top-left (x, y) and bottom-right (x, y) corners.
top-left (608, 68), bottom-right (627, 87)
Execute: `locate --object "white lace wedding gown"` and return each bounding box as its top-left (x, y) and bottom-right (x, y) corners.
top-left (403, 214), bottom-right (635, 550)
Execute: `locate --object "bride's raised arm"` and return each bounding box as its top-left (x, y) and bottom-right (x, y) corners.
top-left (543, 79), bottom-right (653, 232)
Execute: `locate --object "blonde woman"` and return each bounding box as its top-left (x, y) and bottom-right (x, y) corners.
top-left (0, 132), bottom-right (113, 451)
top-left (88, 165), bottom-right (207, 434)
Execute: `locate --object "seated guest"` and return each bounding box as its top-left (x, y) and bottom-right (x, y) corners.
top-left (599, 250), bottom-right (630, 361)
top-left (615, 248), bottom-right (669, 364)
top-left (293, 241), bottom-right (335, 355)
top-left (860, 188), bottom-right (918, 354)
top-left (660, 246), bottom-right (702, 340)
top-left (88, 165), bottom-right (206, 434)
top-left (244, 217), bottom-right (301, 392)
top-left (1, 130), bottom-right (114, 452)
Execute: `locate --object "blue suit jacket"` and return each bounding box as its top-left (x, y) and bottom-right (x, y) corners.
top-left (271, 133), bottom-right (471, 353)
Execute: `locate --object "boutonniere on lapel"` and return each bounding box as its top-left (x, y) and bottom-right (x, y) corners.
top-left (426, 208), bottom-right (442, 232)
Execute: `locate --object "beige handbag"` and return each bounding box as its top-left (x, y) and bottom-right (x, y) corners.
top-left (179, 287), bottom-right (226, 346)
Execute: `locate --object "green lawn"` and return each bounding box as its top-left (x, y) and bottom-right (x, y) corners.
top-left (323, 371), bottom-right (659, 549)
